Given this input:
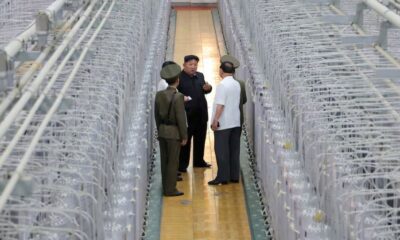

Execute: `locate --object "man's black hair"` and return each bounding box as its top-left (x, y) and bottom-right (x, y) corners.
top-left (162, 61), bottom-right (177, 68)
top-left (220, 61), bottom-right (235, 74)
top-left (166, 77), bottom-right (179, 85)
top-left (184, 55), bottom-right (200, 63)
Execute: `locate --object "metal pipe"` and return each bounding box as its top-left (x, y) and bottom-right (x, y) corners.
top-left (330, 4), bottom-right (400, 69)
top-left (43, 0), bottom-right (67, 22)
top-left (363, 0), bottom-right (400, 28)
top-left (0, 1), bottom-right (109, 170)
top-left (3, 23), bottom-right (36, 59)
top-left (2, 0), bottom-right (67, 59)
top-left (0, 0), bottom-right (116, 213)
top-left (329, 4), bottom-right (400, 86)
top-left (0, 5), bottom-right (86, 118)
top-left (308, 5), bottom-right (400, 122)
top-left (0, 0), bottom-right (99, 141)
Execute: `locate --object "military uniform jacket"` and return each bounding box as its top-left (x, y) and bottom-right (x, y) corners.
top-left (155, 87), bottom-right (188, 141)
top-left (236, 78), bottom-right (247, 126)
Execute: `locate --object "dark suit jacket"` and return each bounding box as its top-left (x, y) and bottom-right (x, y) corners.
top-left (155, 87), bottom-right (187, 140)
top-left (177, 71), bottom-right (212, 123)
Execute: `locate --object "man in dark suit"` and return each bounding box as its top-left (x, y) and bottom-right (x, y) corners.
top-left (177, 55), bottom-right (212, 172)
top-left (155, 63), bottom-right (188, 196)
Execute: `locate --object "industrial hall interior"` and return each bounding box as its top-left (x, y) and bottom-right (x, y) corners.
top-left (2, 0), bottom-right (400, 239)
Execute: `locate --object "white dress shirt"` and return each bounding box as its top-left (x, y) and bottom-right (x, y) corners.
top-left (157, 79), bottom-right (168, 91)
top-left (212, 76), bottom-right (241, 130)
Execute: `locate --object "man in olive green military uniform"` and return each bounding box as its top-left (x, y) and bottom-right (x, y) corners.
top-left (220, 55), bottom-right (247, 127)
top-left (155, 63), bottom-right (188, 196)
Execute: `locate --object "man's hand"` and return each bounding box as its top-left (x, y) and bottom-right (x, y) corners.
top-left (184, 96), bottom-right (192, 102)
top-left (203, 82), bottom-right (212, 92)
top-left (211, 119), bottom-right (219, 131)
top-left (181, 139), bottom-right (188, 146)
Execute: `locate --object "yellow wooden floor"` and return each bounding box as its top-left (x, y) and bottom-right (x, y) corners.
top-left (160, 8), bottom-right (252, 240)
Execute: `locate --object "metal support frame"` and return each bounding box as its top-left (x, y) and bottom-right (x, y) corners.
top-left (354, 2), bottom-right (367, 27)
top-left (36, 0), bottom-right (67, 47)
top-left (377, 20), bottom-right (394, 49)
top-left (331, 0), bottom-right (340, 7)
top-left (225, 0), bottom-right (400, 238)
top-left (0, 0), bottom-right (71, 95)
top-left (0, 0), bottom-right (170, 238)
top-left (0, 49), bottom-right (14, 91)
top-left (36, 11), bottom-right (51, 47)
top-left (363, 0), bottom-right (400, 28)
top-left (329, 1), bottom-right (400, 70)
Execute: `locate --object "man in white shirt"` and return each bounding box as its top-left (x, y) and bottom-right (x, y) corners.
top-left (208, 61), bottom-right (241, 185)
top-left (158, 61), bottom-right (192, 103)
top-left (157, 61), bottom-right (175, 91)
top-left (157, 78), bottom-right (168, 91)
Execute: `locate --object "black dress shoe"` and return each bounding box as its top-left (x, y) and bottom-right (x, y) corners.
top-left (164, 191), bottom-right (184, 197)
top-left (177, 172), bottom-right (182, 176)
top-left (194, 162), bottom-right (212, 168)
top-left (208, 179), bottom-right (228, 185)
top-left (177, 176), bottom-right (183, 181)
top-left (230, 180), bottom-right (239, 183)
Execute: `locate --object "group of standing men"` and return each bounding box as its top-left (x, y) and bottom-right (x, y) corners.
top-left (154, 54), bottom-right (246, 196)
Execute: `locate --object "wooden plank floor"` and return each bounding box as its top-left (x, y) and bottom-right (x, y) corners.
top-left (160, 8), bottom-right (252, 240)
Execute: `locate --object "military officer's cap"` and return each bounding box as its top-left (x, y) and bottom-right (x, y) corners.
top-left (220, 55), bottom-right (240, 68)
top-left (160, 63), bottom-right (181, 80)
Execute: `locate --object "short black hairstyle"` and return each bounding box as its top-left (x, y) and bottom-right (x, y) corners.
top-left (184, 55), bottom-right (200, 63)
top-left (220, 61), bottom-right (235, 74)
top-left (166, 77), bottom-right (179, 85)
top-left (162, 61), bottom-right (177, 68)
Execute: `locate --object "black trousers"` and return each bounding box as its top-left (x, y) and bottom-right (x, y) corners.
top-left (214, 127), bottom-right (241, 182)
top-left (179, 115), bottom-right (207, 171)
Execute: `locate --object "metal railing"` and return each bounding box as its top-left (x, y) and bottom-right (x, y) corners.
top-left (219, 0), bottom-right (400, 239)
top-left (0, 0), bottom-right (170, 239)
